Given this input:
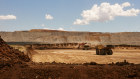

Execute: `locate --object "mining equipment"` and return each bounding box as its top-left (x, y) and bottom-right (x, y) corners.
top-left (78, 43), bottom-right (91, 50)
top-left (96, 45), bottom-right (113, 55)
top-left (83, 44), bottom-right (91, 50)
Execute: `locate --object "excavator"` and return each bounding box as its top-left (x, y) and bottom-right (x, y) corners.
top-left (78, 43), bottom-right (91, 50)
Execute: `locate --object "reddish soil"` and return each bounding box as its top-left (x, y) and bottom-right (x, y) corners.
top-left (0, 63), bottom-right (140, 79)
top-left (0, 36), bottom-right (29, 68)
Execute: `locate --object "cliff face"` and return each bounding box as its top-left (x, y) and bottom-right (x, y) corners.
top-left (0, 31), bottom-right (140, 45)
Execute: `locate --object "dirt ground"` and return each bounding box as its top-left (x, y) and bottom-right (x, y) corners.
top-left (0, 62), bottom-right (140, 79)
top-left (31, 49), bottom-right (140, 64)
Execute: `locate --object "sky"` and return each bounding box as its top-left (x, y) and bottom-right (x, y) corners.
top-left (0, 0), bottom-right (140, 32)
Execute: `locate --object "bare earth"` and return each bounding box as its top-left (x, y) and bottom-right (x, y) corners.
top-left (31, 49), bottom-right (140, 64)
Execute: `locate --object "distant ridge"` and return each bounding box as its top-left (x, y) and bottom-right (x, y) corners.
top-left (29, 29), bottom-right (65, 32)
top-left (0, 30), bottom-right (140, 45)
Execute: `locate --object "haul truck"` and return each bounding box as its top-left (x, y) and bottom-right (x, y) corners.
top-left (95, 45), bottom-right (113, 55)
top-left (79, 43), bottom-right (113, 55)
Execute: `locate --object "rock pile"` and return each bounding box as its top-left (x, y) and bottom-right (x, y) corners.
top-left (0, 36), bottom-right (30, 68)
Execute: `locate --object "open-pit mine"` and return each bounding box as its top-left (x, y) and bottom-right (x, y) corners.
top-left (0, 29), bottom-right (140, 79)
top-left (0, 29), bottom-right (140, 64)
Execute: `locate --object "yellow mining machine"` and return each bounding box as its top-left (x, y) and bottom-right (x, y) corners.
top-left (95, 45), bottom-right (113, 55)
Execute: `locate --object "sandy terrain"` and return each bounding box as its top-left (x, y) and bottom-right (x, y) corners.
top-left (31, 49), bottom-right (140, 64)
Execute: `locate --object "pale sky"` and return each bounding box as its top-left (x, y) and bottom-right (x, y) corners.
top-left (0, 0), bottom-right (140, 32)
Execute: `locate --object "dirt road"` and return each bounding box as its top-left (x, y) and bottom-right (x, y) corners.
top-left (31, 49), bottom-right (140, 64)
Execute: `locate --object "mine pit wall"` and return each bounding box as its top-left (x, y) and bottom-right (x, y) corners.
top-left (31, 43), bottom-right (79, 49)
top-left (110, 32), bottom-right (140, 45)
top-left (0, 31), bottom-right (103, 45)
top-left (0, 31), bottom-right (140, 49)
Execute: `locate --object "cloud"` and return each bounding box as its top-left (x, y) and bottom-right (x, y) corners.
top-left (58, 27), bottom-right (64, 31)
top-left (45, 14), bottom-right (53, 20)
top-left (43, 27), bottom-right (64, 31)
top-left (0, 15), bottom-right (16, 20)
top-left (122, 2), bottom-right (131, 7)
top-left (41, 24), bottom-right (45, 27)
top-left (43, 28), bottom-right (50, 29)
top-left (73, 2), bottom-right (140, 25)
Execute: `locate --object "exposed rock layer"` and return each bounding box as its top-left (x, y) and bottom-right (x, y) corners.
top-left (0, 30), bottom-right (140, 45)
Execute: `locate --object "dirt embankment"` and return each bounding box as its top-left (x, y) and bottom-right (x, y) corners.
top-left (20, 64), bottom-right (140, 79)
top-left (0, 36), bottom-right (30, 68)
top-left (1, 61), bottom-right (140, 79)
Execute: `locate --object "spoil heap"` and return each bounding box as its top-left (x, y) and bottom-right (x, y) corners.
top-left (0, 36), bottom-right (30, 68)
